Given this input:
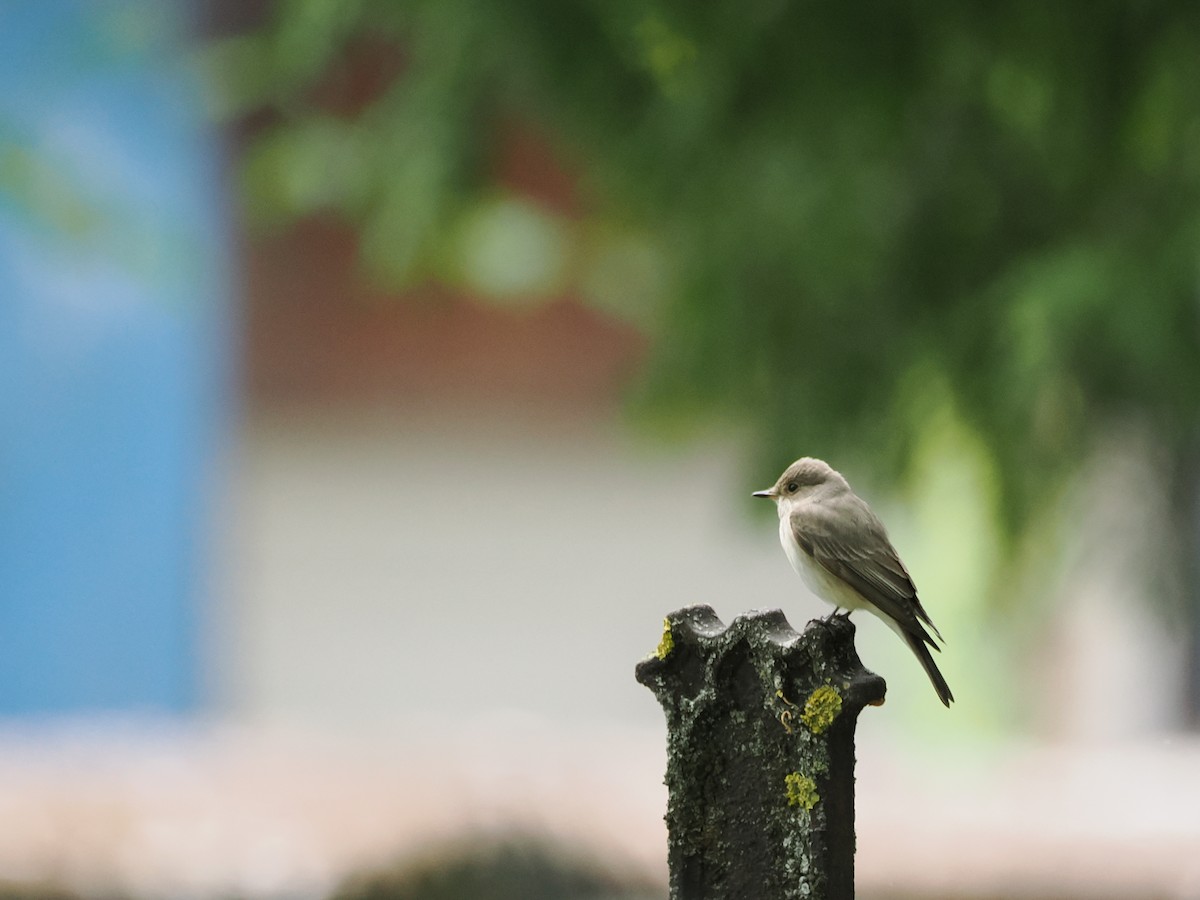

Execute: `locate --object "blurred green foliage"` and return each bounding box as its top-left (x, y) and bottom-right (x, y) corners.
top-left (214, 0), bottom-right (1200, 538)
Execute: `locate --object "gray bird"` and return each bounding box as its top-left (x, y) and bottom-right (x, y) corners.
top-left (753, 457), bottom-right (953, 707)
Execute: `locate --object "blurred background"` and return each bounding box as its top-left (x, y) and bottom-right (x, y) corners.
top-left (2, 0), bottom-right (1199, 897)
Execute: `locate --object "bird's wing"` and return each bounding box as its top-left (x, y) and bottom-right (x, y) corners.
top-left (790, 495), bottom-right (943, 644)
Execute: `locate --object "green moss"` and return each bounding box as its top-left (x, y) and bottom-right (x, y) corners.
top-left (785, 772), bottom-right (819, 810)
top-left (800, 684), bottom-right (842, 734)
top-left (655, 618), bottom-right (674, 660)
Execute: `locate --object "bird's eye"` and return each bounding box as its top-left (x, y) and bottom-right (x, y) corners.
top-left (786, 481), bottom-right (799, 493)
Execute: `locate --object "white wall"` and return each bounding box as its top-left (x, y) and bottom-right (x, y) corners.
top-left (224, 411), bottom-right (798, 729)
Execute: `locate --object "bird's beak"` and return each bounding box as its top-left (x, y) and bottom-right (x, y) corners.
top-left (752, 489), bottom-right (775, 499)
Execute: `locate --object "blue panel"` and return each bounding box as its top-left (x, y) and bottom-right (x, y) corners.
top-left (0, 0), bottom-right (231, 713)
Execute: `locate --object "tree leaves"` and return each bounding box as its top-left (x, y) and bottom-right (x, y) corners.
top-left (219, 0), bottom-right (1200, 537)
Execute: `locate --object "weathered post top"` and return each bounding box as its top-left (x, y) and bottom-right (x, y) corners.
top-left (636, 605), bottom-right (886, 900)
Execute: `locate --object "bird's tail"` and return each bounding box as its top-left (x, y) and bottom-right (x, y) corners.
top-left (902, 628), bottom-right (954, 707)
top-left (869, 608), bottom-right (955, 707)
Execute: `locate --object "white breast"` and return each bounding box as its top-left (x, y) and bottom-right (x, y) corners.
top-left (776, 510), bottom-right (868, 613)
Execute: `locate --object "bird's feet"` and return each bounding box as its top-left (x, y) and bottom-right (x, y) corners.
top-left (810, 608), bottom-right (852, 632)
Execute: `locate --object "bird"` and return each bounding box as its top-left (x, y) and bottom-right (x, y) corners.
top-left (753, 457), bottom-right (953, 707)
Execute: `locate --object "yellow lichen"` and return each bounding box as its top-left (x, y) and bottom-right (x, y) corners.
top-left (785, 772), bottom-right (819, 810)
top-left (655, 618), bottom-right (674, 660)
top-left (800, 684), bottom-right (842, 734)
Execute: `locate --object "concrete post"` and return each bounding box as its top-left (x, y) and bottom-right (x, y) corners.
top-left (636, 605), bottom-right (886, 900)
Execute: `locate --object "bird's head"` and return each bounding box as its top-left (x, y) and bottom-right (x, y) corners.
top-left (752, 457), bottom-right (844, 505)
